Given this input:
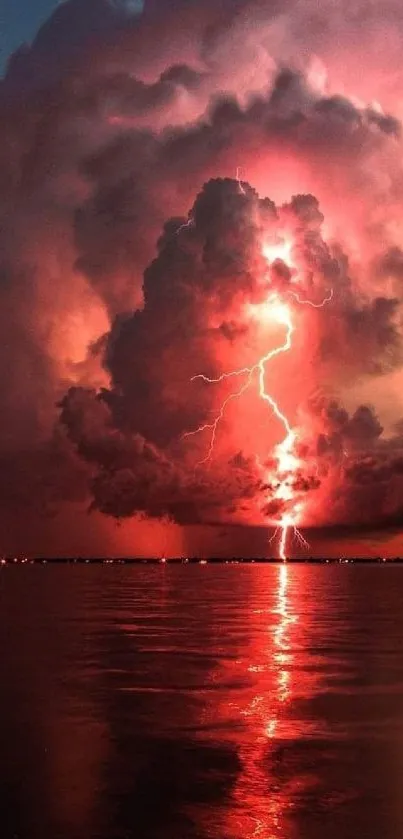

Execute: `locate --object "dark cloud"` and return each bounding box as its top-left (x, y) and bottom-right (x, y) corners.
top-left (298, 396), bottom-right (403, 527)
top-left (59, 384), bottom-right (260, 523)
top-left (2, 0), bottom-right (403, 549)
top-left (0, 431), bottom-right (88, 518)
top-left (375, 246), bottom-right (403, 293)
top-left (59, 176), bottom-right (403, 528)
top-left (66, 62), bottom-right (402, 318)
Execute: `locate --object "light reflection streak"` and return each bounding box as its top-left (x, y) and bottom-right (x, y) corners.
top-left (224, 564), bottom-right (298, 839)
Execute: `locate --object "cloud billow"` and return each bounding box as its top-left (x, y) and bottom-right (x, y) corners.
top-left (1, 0), bottom-right (403, 547)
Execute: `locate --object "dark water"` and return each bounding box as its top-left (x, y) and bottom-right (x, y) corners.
top-left (1, 565), bottom-right (403, 839)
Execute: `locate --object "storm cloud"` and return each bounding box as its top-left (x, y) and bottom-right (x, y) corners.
top-left (2, 0), bottom-right (403, 552)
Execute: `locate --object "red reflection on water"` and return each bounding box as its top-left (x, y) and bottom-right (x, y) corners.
top-left (216, 565), bottom-right (315, 839)
top-left (233, 564), bottom-right (296, 838)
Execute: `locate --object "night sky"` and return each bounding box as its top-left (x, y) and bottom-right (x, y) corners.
top-left (1, 1), bottom-right (58, 73)
top-left (1, 0), bottom-right (403, 557)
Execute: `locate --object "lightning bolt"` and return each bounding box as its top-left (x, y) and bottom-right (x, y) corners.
top-left (176, 215), bottom-right (194, 235)
top-left (184, 370), bottom-right (254, 466)
top-left (183, 202), bottom-right (334, 558)
top-left (184, 298), bottom-right (305, 558)
top-left (288, 288), bottom-right (334, 308)
top-left (236, 166), bottom-right (247, 195)
top-left (271, 518), bottom-right (310, 561)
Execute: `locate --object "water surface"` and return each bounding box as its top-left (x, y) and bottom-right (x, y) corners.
top-left (1, 564), bottom-right (403, 838)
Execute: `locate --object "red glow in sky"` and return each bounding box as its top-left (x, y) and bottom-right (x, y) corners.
top-left (185, 209), bottom-right (334, 558)
top-left (3, 0), bottom-right (403, 556)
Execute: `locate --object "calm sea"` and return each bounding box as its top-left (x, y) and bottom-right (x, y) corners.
top-left (1, 565), bottom-right (403, 839)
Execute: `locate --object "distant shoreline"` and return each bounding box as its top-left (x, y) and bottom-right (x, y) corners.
top-left (0, 557), bottom-right (400, 565)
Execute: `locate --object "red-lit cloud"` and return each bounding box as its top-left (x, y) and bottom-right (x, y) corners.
top-left (2, 0), bottom-right (403, 554)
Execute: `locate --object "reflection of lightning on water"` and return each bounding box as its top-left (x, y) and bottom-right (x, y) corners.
top-left (252, 565), bottom-right (297, 835)
top-left (271, 563), bottom-right (297, 703)
top-left (231, 563), bottom-right (297, 838)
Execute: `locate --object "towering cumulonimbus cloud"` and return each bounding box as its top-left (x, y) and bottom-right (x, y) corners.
top-left (2, 0), bottom-right (403, 552)
top-left (59, 177), bottom-right (403, 530)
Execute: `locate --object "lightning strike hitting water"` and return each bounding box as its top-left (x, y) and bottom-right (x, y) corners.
top-left (184, 297), bottom-right (306, 558)
top-left (184, 212), bottom-right (334, 557)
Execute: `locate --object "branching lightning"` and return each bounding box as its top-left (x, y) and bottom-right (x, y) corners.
top-left (184, 370), bottom-right (254, 465)
top-left (184, 298), bottom-right (304, 558)
top-left (288, 288), bottom-right (334, 308)
top-left (183, 213), bottom-right (333, 558)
